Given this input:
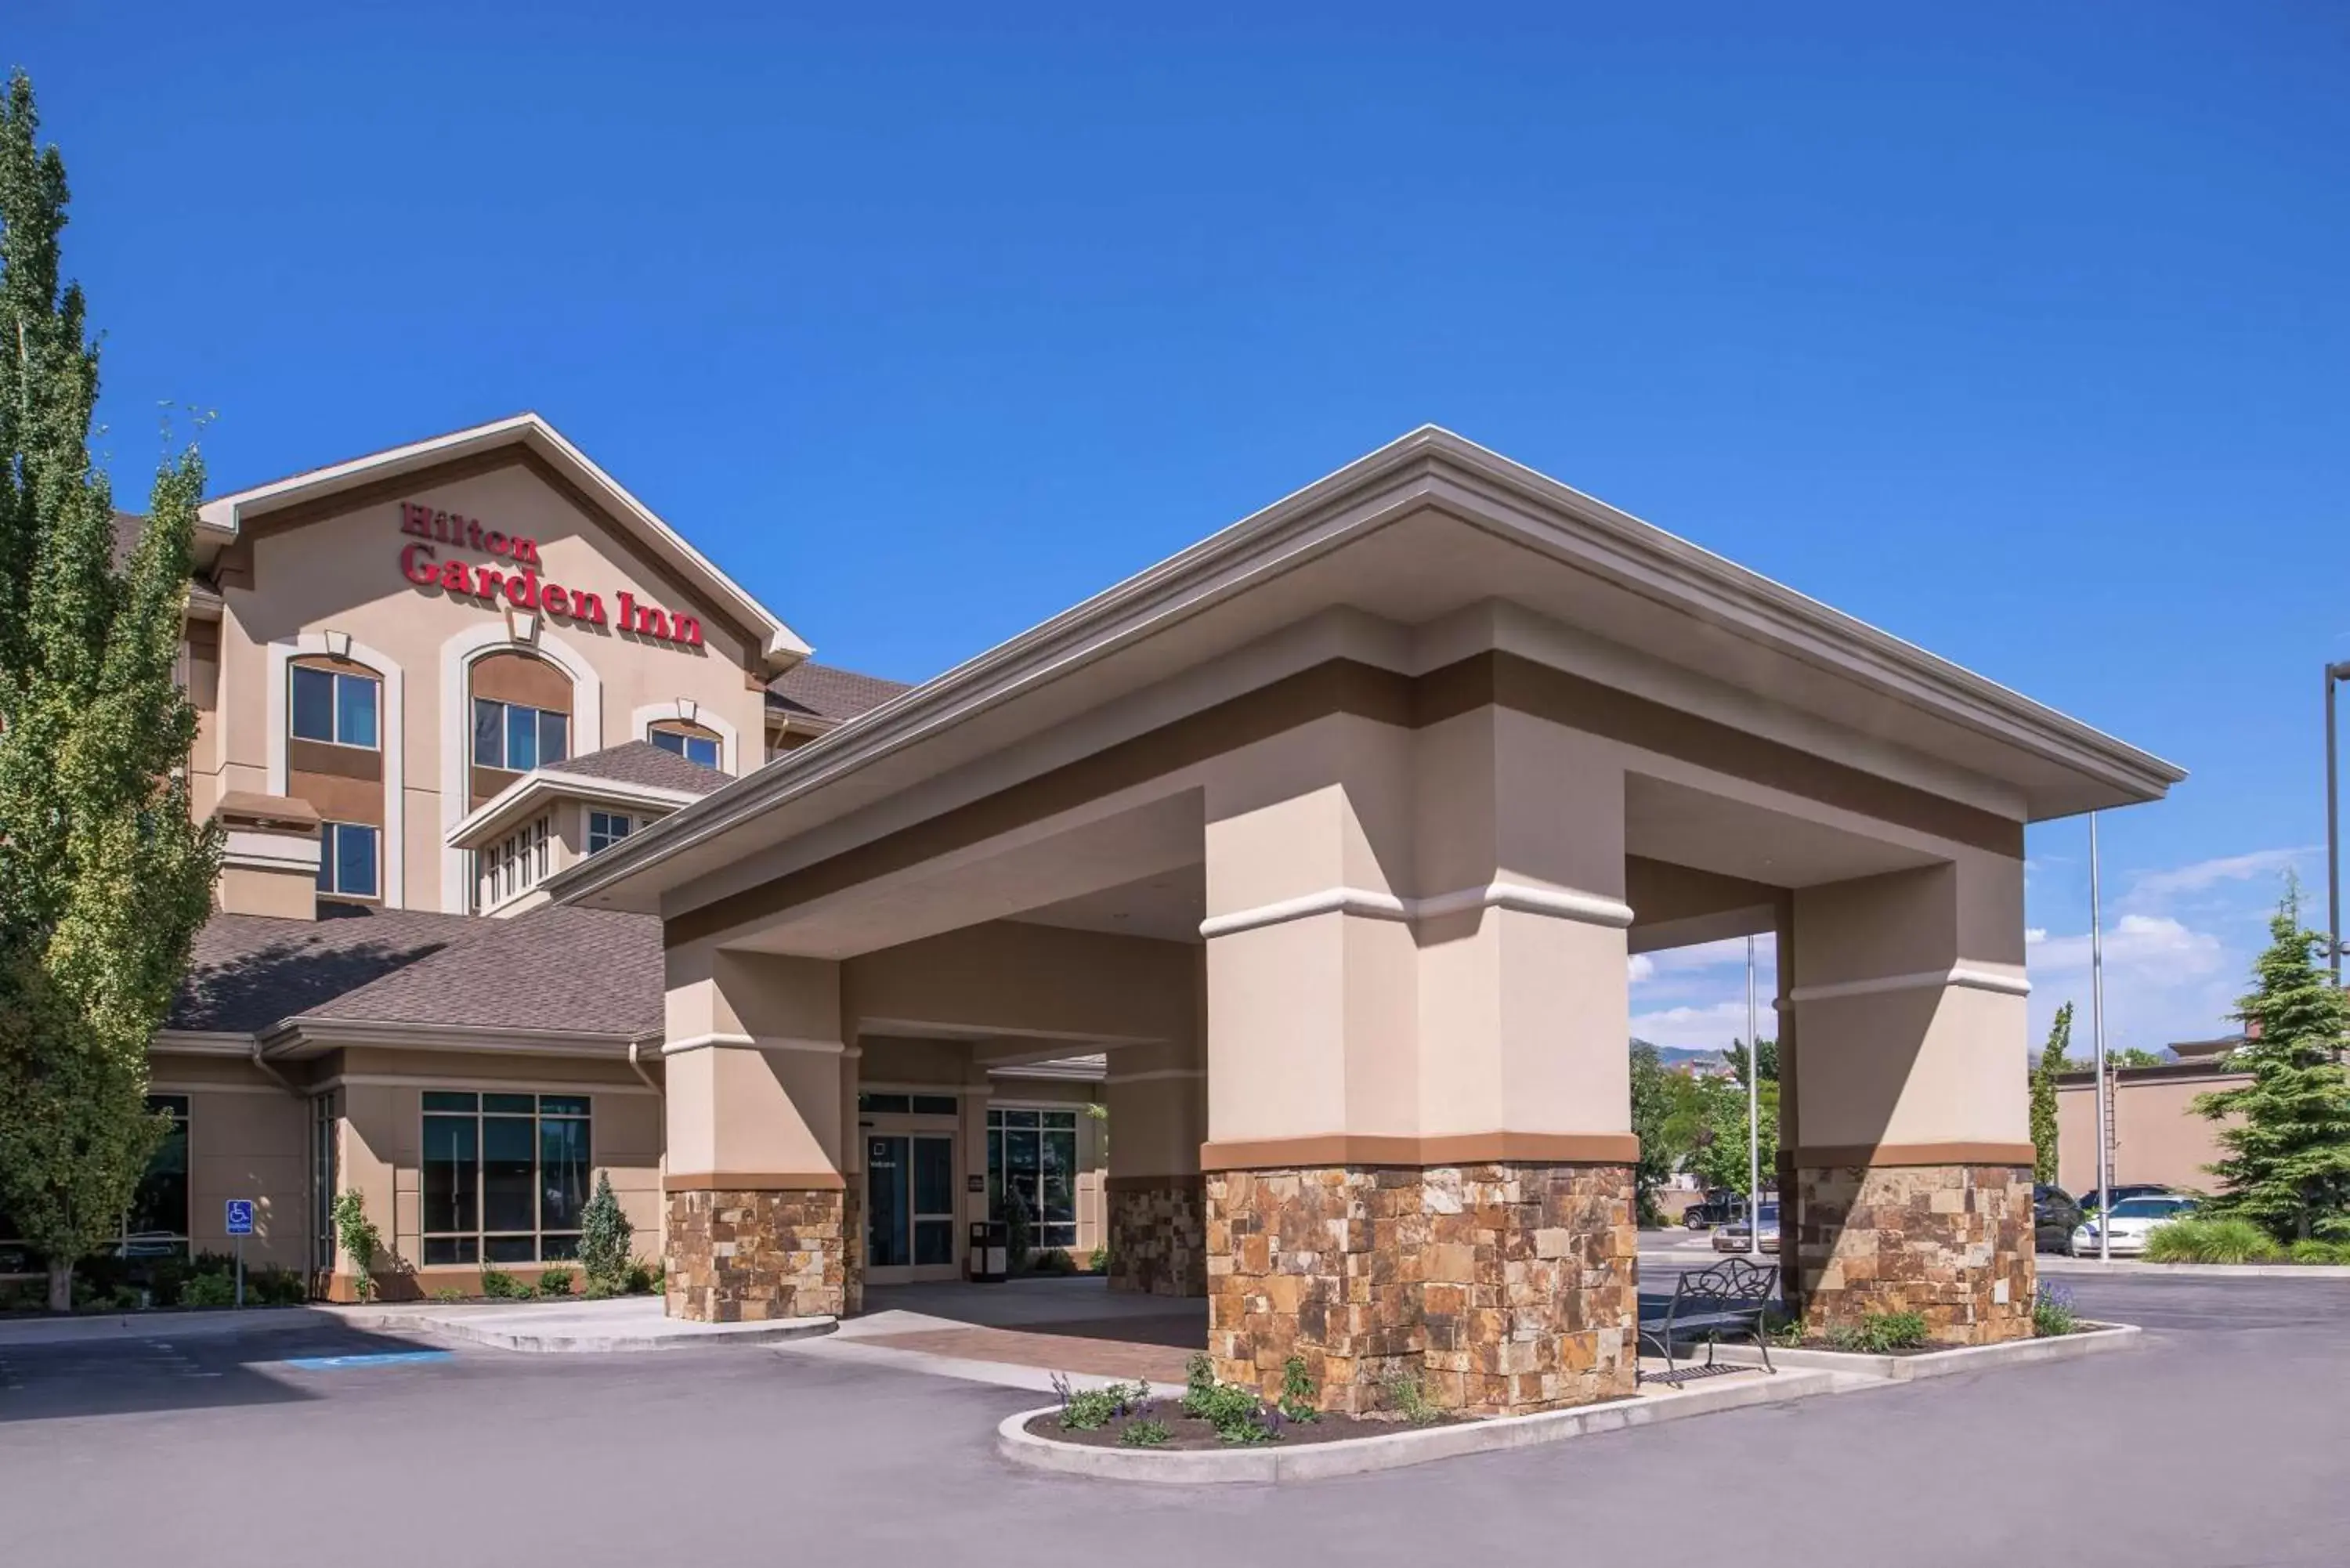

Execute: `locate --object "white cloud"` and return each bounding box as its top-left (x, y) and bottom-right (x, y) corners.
top-left (2025, 913), bottom-right (2224, 978)
top-left (2124, 847), bottom-right (2313, 906)
top-left (1630, 999), bottom-right (1760, 1053)
top-left (1627, 953), bottom-right (1656, 985)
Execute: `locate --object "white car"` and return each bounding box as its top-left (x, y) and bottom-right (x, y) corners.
top-left (2070, 1194), bottom-right (2195, 1257)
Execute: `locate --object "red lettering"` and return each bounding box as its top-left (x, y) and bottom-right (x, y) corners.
top-left (539, 581), bottom-right (566, 617)
top-left (670, 612), bottom-right (703, 649)
top-left (438, 558), bottom-right (471, 593)
top-left (401, 503), bottom-right (433, 540)
top-left (569, 590), bottom-right (605, 624)
top-left (616, 591), bottom-right (634, 631)
top-left (486, 531), bottom-right (508, 556)
top-left (503, 571), bottom-right (539, 611)
top-left (475, 565), bottom-right (506, 600)
top-left (400, 541), bottom-right (439, 585)
top-left (467, 518), bottom-right (484, 551)
top-left (508, 537), bottom-right (540, 567)
top-left (635, 605), bottom-right (671, 641)
top-left (435, 510), bottom-right (451, 544)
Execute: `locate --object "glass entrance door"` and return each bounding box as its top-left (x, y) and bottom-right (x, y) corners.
top-left (866, 1133), bottom-right (957, 1281)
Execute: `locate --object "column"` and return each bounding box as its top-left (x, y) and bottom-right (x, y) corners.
top-left (1201, 707), bottom-right (1638, 1418)
top-left (1787, 854), bottom-right (2035, 1345)
top-left (1104, 1010), bottom-right (1208, 1296)
top-left (662, 944), bottom-right (857, 1322)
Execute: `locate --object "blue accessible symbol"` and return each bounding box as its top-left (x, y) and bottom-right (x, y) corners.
top-left (225, 1198), bottom-right (255, 1236)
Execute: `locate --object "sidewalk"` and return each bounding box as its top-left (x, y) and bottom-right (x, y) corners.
top-left (0, 1295), bottom-right (836, 1353)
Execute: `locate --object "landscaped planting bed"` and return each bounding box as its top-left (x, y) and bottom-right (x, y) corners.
top-left (1028, 1355), bottom-right (1458, 1451)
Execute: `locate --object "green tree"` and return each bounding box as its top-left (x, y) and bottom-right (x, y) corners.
top-left (2192, 894), bottom-right (2350, 1242)
top-left (0, 72), bottom-right (220, 1311)
top-left (1719, 1036), bottom-right (1779, 1086)
top-left (1690, 1071), bottom-right (1779, 1195)
top-left (2030, 1002), bottom-right (2074, 1185)
top-left (1629, 1042), bottom-right (1677, 1224)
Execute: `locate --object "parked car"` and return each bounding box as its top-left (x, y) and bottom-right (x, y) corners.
top-left (2076, 1183), bottom-right (2175, 1216)
top-left (1683, 1188), bottom-right (1767, 1230)
top-left (1714, 1201), bottom-right (1781, 1253)
top-left (2033, 1184), bottom-right (2083, 1252)
top-left (2070, 1194), bottom-right (2196, 1257)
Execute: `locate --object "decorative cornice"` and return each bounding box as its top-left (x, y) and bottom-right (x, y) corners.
top-left (1198, 880), bottom-right (1634, 941)
top-left (1201, 1131), bottom-right (1639, 1170)
top-left (1788, 966), bottom-right (2030, 1004)
top-left (660, 1032), bottom-right (844, 1057)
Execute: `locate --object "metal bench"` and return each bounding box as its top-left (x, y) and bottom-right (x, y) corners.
top-left (1636, 1256), bottom-right (1777, 1383)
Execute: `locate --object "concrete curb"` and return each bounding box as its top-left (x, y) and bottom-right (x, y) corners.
top-left (0, 1306), bottom-right (345, 1347)
top-left (1710, 1322), bottom-right (2142, 1382)
top-left (781, 1334), bottom-right (1188, 1398)
top-left (2039, 1255), bottom-right (2350, 1281)
top-left (996, 1366), bottom-right (1851, 1484)
top-left (338, 1306), bottom-right (838, 1353)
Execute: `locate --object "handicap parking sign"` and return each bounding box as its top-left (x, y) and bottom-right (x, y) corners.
top-left (225, 1199), bottom-right (255, 1236)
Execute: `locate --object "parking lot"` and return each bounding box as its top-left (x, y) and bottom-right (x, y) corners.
top-left (3, 1270), bottom-right (2345, 1568)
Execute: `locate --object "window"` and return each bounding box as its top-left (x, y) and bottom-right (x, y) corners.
top-left (291, 665), bottom-right (378, 749)
top-left (474, 815), bottom-right (552, 910)
top-left (421, 1093), bottom-right (591, 1265)
top-left (2, 1095), bottom-right (190, 1268)
top-left (986, 1107), bottom-right (1079, 1250)
top-left (858, 1092), bottom-right (960, 1117)
top-left (587, 811), bottom-right (633, 855)
top-left (650, 726), bottom-right (721, 769)
top-left (316, 822), bottom-right (380, 898)
top-left (473, 699), bottom-right (568, 772)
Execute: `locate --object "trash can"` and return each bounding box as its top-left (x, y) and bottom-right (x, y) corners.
top-left (967, 1220), bottom-right (1008, 1284)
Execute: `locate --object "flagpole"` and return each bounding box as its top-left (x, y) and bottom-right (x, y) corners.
top-left (1747, 934), bottom-right (1761, 1258)
top-left (2091, 811), bottom-right (2111, 1263)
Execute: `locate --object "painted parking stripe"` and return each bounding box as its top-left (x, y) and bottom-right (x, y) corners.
top-left (281, 1350), bottom-right (454, 1370)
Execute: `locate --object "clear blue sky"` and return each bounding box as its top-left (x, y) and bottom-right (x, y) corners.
top-left (14, 2), bottom-right (2347, 1050)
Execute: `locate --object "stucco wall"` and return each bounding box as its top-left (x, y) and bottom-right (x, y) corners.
top-left (2056, 1068), bottom-right (2243, 1195)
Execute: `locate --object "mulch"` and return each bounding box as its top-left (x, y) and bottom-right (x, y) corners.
top-left (1025, 1404), bottom-right (1453, 1451)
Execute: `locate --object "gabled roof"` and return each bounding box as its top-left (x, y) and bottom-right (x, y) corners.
top-left (766, 662), bottom-right (914, 728)
top-left (167, 901), bottom-right (663, 1049)
top-left (551, 740), bottom-right (732, 797)
top-left (194, 413), bottom-right (812, 671)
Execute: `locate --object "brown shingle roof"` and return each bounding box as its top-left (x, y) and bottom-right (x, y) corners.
top-left (766, 661), bottom-right (911, 726)
top-left (298, 905), bottom-right (662, 1039)
top-left (172, 904), bottom-right (479, 1034)
top-left (555, 740), bottom-right (730, 797)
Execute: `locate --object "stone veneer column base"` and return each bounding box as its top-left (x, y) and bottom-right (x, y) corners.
top-left (1789, 1163), bottom-right (2034, 1346)
top-left (1106, 1176), bottom-right (1207, 1297)
top-left (666, 1187), bottom-right (852, 1323)
top-left (1206, 1162), bottom-right (1636, 1418)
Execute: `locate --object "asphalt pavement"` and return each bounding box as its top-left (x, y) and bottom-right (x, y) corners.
top-left (2, 1269), bottom-right (2344, 1568)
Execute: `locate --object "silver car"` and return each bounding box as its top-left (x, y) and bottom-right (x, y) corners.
top-left (1714, 1201), bottom-right (1780, 1253)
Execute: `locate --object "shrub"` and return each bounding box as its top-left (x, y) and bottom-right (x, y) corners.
top-left (431, 1287), bottom-right (465, 1302)
top-left (2142, 1216), bottom-right (2283, 1265)
top-left (251, 1267), bottom-right (309, 1306)
top-left (1381, 1368), bottom-right (1442, 1425)
top-left (1027, 1248), bottom-right (1076, 1277)
top-left (331, 1190), bottom-right (382, 1303)
top-left (1827, 1310), bottom-right (1930, 1353)
top-left (1051, 1374), bottom-right (1153, 1431)
top-left (477, 1260), bottom-right (533, 1299)
top-left (183, 1272), bottom-right (237, 1309)
top-left (2288, 1238), bottom-right (2350, 1265)
top-left (623, 1259), bottom-right (661, 1295)
top-left (1179, 1354), bottom-right (1283, 1443)
top-left (538, 1266), bottom-right (576, 1298)
top-left (575, 1172), bottom-right (634, 1293)
top-left (2032, 1282), bottom-right (2079, 1338)
top-left (1762, 1310), bottom-right (1806, 1348)
top-left (1278, 1355), bottom-right (1321, 1422)
top-left (1119, 1418), bottom-right (1173, 1448)
top-left (1088, 1244), bottom-right (1111, 1274)
top-left (995, 1189), bottom-right (1032, 1274)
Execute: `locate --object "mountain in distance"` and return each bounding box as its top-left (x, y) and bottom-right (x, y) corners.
top-left (1631, 1038), bottom-right (1738, 1073)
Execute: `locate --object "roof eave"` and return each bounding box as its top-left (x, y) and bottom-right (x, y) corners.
top-left (551, 426), bottom-right (2183, 911)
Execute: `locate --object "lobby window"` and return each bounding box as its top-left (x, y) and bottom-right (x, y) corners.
top-left (649, 724), bottom-right (721, 770)
top-left (473, 699), bottom-right (569, 773)
top-left (421, 1093), bottom-right (591, 1265)
top-left (2, 1095), bottom-right (190, 1267)
top-left (125, 1095), bottom-right (191, 1251)
top-left (986, 1107), bottom-right (1078, 1251)
top-left (475, 815), bottom-right (552, 910)
top-left (290, 663), bottom-right (378, 749)
top-left (587, 811), bottom-right (632, 855)
top-left (316, 821), bottom-right (379, 898)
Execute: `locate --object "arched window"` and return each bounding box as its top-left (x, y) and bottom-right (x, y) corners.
top-left (287, 654), bottom-right (386, 901)
top-left (468, 651), bottom-right (572, 807)
top-left (647, 718), bottom-right (722, 771)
